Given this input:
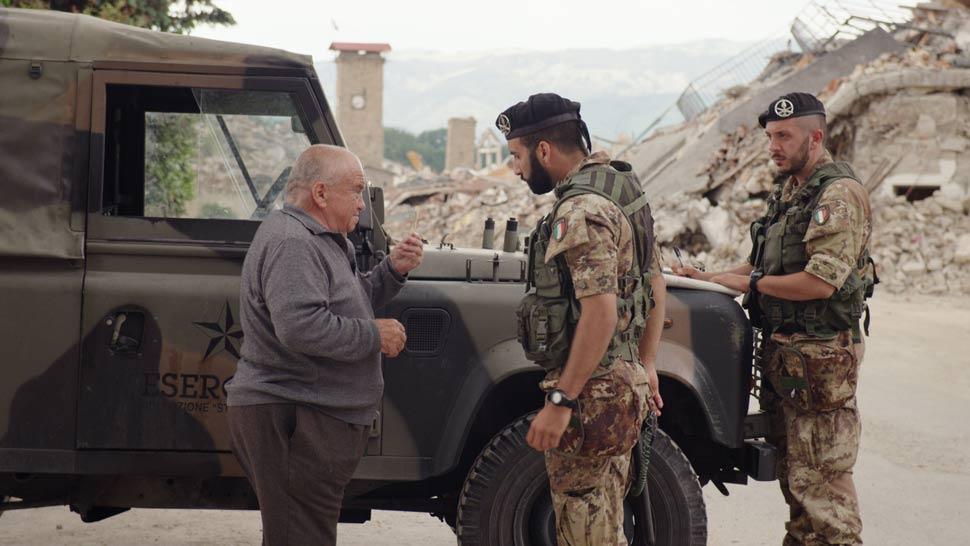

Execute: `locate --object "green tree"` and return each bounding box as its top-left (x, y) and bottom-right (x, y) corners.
top-left (3, 0), bottom-right (235, 34)
top-left (384, 127), bottom-right (447, 173)
top-left (144, 115), bottom-right (197, 218)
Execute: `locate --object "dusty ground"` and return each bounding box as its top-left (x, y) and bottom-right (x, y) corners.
top-left (2, 293), bottom-right (969, 546)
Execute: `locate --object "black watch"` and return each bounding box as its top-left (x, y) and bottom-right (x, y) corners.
top-left (749, 270), bottom-right (764, 294)
top-left (546, 389), bottom-right (579, 410)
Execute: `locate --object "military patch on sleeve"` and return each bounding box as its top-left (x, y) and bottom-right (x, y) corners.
top-left (552, 218), bottom-right (568, 241)
top-left (813, 205), bottom-right (830, 225)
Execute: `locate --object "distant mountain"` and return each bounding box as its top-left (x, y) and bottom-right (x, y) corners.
top-left (314, 40), bottom-right (755, 140)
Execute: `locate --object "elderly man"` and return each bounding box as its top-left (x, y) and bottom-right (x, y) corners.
top-left (226, 144), bottom-right (423, 546)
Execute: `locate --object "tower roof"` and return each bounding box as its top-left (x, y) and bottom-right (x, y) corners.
top-left (329, 42), bottom-right (391, 54)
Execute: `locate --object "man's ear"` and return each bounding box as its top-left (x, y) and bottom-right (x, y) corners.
top-left (812, 128), bottom-right (826, 153)
top-left (310, 181), bottom-right (328, 208)
top-left (536, 140), bottom-right (553, 166)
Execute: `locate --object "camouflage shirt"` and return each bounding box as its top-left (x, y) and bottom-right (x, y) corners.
top-left (541, 152), bottom-right (661, 378)
top-left (779, 152), bottom-right (872, 289)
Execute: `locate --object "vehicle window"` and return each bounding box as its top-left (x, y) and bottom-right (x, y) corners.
top-left (103, 85), bottom-right (312, 221)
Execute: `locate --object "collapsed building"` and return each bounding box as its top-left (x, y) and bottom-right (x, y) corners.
top-left (383, 1), bottom-right (970, 295)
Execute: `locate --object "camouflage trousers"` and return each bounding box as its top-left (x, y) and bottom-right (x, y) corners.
top-left (763, 331), bottom-right (864, 546)
top-left (541, 359), bottom-right (650, 546)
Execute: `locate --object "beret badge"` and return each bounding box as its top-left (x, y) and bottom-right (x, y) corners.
top-left (774, 99), bottom-right (795, 118)
top-left (497, 114), bottom-right (512, 136)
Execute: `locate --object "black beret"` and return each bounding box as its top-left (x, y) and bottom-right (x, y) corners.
top-left (496, 93), bottom-right (583, 140)
top-left (758, 92), bottom-right (826, 128)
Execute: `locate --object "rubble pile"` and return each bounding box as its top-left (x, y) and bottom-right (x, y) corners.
top-left (383, 169), bottom-right (552, 249)
top-left (382, 2), bottom-right (970, 295)
top-left (648, 1), bottom-right (970, 294)
top-left (869, 192), bottom-right (970, 293)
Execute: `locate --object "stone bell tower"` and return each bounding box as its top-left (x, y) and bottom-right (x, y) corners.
top-left (330, 42), bottom-right (391, 179)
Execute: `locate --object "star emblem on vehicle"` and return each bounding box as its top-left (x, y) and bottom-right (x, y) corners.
top-left (774, 99), bottom-right (795, 118)
top-left (193, 300), bottom-right (243, 361)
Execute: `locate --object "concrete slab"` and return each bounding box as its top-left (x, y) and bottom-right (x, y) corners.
top-left (633, 28), bottom-right (905, 200)
top-left (716, 28), bottom-right (906, 134)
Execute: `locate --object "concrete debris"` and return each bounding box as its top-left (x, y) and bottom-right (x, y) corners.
top-left (382, 3), bottom-right (970, 295)
top-left (648, 2), bottom-right (970, 295)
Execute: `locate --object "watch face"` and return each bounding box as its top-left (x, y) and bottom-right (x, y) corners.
top-left (550, 391), bottom-right (563, 404)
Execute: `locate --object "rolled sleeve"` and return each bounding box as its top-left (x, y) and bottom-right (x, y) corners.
top-left (804, 253), bottom-right (853, 288)
top-left (803, 179), bottom-right (869, 290)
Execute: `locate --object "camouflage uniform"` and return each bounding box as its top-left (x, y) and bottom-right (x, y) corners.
top-left (759, 152), bottom-right (872, 546)
top-left (538, 152), bottom-right (660, 545)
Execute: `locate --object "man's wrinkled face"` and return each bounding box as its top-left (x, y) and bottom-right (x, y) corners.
top-left (319, 170), bottom-right (367, 234)
top-left (508, 137), bottom-right (554, 195)
top-left (765, 118), bottom-right (812, 177)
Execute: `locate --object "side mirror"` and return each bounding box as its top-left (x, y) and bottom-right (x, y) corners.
top-left (291, 116), bottom-right (305, 134)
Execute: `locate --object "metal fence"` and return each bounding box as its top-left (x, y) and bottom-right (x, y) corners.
top-left (625, 0), bottom-right (918, 149)
top-left (675, 35), bottom-right (794, 121)
top-left (791, 0), bottom-right (916, 52)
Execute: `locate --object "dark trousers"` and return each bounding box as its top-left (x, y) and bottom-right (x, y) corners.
top-left (228, 404), bottom-right (370, 546)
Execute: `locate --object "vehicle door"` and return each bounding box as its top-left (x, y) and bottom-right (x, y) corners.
top-left (78, 70), bottom-right (326, 457)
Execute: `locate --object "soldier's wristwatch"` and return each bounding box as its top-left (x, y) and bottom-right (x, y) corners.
top-left (546, 389), bottom-right (579, 410)
top-left (749, 270), bottom-right (764, 294)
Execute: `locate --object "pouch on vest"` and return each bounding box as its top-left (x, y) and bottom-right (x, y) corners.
top-left (518, 218), bottom-right (576, 370)
top-left (516, 293), bottom-right (573, 370)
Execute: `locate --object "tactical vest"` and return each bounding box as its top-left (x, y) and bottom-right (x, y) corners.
top-left (517, 161), bottom-right (655, 371)
top-left (749, 161), bottom-right (876, 340)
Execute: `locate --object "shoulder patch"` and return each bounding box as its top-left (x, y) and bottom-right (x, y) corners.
top-left (552, 218), bottom-right (568, 241)
top-left (813, 204), bottom-right (830, 225)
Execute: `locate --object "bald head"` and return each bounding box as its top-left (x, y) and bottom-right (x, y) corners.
top-left (285, 144), bottom-right (363, 204)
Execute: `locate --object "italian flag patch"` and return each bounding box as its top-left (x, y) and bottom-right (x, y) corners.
top-left (552, 218), bottom-right (568, 241)
top-left (813, 205), bottom-right (830, 225)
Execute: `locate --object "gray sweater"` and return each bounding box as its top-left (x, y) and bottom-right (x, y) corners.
top-left (226, 204), bottom-right (405, 425)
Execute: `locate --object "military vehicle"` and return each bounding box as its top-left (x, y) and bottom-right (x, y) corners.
top-left (0, 8), bottom-right (776, 545)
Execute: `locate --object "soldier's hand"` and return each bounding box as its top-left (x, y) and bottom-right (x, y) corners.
top-left (642, 359), bottom-right (664, 417)
top-left (672, 264), bottom-right (705, 280)
top-left (390, 232), bottom-right (424, 276)
top-left (375, 319), bottom-right (406, 358)
top-left (526, 404), bottom-right (572, 452)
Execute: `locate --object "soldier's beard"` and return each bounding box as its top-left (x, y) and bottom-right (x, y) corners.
top-left (778, 138), bottom-right (811, 176)
top-left (526, 152), bottom-right (555, 195)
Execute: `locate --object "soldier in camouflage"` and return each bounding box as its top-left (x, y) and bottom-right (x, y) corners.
top-left (674, 92), bottom-right (874, 546)
top-left (497, 93), bottom-right (667, 545)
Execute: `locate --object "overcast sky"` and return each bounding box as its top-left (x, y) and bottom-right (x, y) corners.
top-left (193, 0), bottom-right (815, 59)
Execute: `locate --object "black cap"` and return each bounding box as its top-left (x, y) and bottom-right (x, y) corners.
top-left (496, 92), bottom-right (591, 150)
top-left (758, 92), bottom-right (826, 128)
